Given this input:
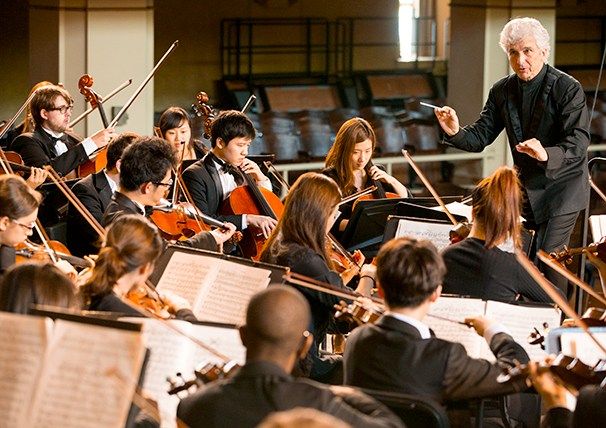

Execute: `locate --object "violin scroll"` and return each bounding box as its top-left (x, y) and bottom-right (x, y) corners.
top-left (167, 360), bottom-right (240, 396)
top-left (192, 91), bottom-right (216, 140)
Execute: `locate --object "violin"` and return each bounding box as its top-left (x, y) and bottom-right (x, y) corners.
top-left (334, 299), bottom-right (383, 327)
top-left (15, 239), bottom-right (93, 269)
top-left (497, 354), bottom-right (606, 391)
top-left (167, 360), bottom-right (240, 396)
top-left (125, 285), bottom-right (172, 320)
top-left (550, 241), bottom-right (606, 265)
top-left (77, 74), bottom-right (110, 177)
top-left (149, 201), bottom-right (242, 243)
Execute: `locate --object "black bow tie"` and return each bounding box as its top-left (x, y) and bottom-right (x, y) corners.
top-left (217, 158), bottom-right (244, 185)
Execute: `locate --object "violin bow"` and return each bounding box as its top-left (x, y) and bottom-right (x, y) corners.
top-left (402, 149), bottom-right (458, 225)
top-left (338, 185), bottom-right (377, 206)
top-left (0, 90), bottom-right (38, 143)
top-left (69, 78), bottom-right (132, 128)
top-left (109, 40), bottom-right (179, 128)
top-left (516, 250), bottom-right (606, 356)
top-left (537, 250), bottom-right (606, 308)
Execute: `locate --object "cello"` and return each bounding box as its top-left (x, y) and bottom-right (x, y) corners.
top-left (195, 92), bottom-right (284, 260)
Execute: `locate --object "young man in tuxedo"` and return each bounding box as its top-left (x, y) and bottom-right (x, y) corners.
top-left (103, 136), bottom-right (235, 252)
top-left (177, 286), bottom-right (403, 428)
top-left (182, 110), bottom-right (277, 240)
top-left (343, 237), bottom-right (531, 413)
top-left (66, 132), bottom-right (139, 256)
top-left (10, 85), bottom-right (114, 177)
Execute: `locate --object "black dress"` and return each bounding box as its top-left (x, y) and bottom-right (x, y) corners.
top-left (441, 237), bottom-right (557, 302)
top-left (261, 241), bottom-right (352, 382)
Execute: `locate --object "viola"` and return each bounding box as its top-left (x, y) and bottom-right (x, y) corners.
top-left (15, 239), bottom-right (92, 269)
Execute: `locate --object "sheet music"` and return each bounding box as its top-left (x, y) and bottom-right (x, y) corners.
top-left (430, 201), bottom-right (472, 221)
top-left (559, 332), bottom-right (606, 366)
top-left (122, 318), bottom-right (245, 428)
top-left (156, 251), bottom-right (271, 325)
top-left (194, 262), bottom-right (271, 324)
top-left (485, 300), bottom-right (561, 361)
top-left (589, 214), bottom-right (606, 241)
top-left (426, 296), bottom-right (487, 358)
top-left (0, 313), bottom-right (50, 428)
top-left (155, 252), bottom-right (217, 306)
top-left (27, 320), bottom-right (145, 428)
top-left (395, 218), bottom-right (453, 251)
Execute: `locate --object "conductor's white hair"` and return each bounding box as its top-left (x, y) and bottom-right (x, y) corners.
top-left (499, 17), bottom-right (550, 59)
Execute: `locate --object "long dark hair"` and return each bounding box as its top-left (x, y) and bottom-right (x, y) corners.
top-left (472, 166), bottom-right (522, 249)
top-left (80, 215), bottom-right (163, 303)
top-left (0, 262), bottom-right (79, 314)
top-left (260, 172), bottom-right (341, 268)
top-left (324, 117), bottom-right (376, 195)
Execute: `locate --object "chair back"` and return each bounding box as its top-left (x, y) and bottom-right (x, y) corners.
top-left (359, 388), bottom-right (450, 428)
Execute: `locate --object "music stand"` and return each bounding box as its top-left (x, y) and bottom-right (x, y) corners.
top-left (339, 198), bottom-right (408, 257)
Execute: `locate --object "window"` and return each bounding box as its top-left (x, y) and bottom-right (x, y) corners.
top-left (399, 0), bottom-right (419, 61)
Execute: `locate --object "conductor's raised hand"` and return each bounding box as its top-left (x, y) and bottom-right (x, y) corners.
top-left (434, 106), bottom-right (460, 136)
top-left (515, 138), bottom-right (548, 162)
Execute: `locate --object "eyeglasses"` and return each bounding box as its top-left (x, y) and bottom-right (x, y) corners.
top-left (47, 104), bottom-right (74, 115)
top-left (153, 179), bottom-right (174, 188)
top-left (11, 219), bottom-right (36, 232)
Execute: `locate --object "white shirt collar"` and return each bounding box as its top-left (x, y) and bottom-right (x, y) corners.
top-left (385, 311), bottom-right (432, 339)
top-left (42, 126), bottom-right (63, 139)
top-left (103, 170), bottom-right (118, 193)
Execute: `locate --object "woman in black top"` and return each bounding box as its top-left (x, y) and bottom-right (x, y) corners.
top-left (260, 172), bottom-right (374, 383)
top-left (158, 106), bottom-right (208, 169)
top-left (441, 166), bottom-right (555, 302)
top-left (323, 117), bottom-right (409, 234)
top-left (80, 214), bottom-right (196, 321)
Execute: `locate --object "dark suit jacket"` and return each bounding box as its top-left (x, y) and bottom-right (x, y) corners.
top-left (182, 153), bottom-right (244, 229)
top-left (66, 170), bottom-right (113, 257)
top-left (542, 384), bottom-right (606, 428)
top-left (102, 191), bottom-right (218, 252)
top-left (343, 314), bottom-right (529, 403)
top-left (446, 64), bottom-right (590, 223)
top-left (176, 361), bottom-right (404, 428)
top-left (10, 126), bottom-right (88, 177)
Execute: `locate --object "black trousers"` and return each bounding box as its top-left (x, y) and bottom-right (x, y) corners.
top-left (528, 211), bottom-right (580, 295)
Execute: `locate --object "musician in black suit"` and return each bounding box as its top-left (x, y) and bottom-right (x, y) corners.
top-left (67, 132), bottom-right (138, 257)
top-left (434, 18), bottom-right (590, 294)
top-left (182, 110), bottom-right (276, 238)
top-left (177, 286), bottom-right (403, 428)
top-left (102, 137), bottom-right (235, 252)
top-left (343, 237), bottom-right (530, 407)
top-left (10, 85), bottom-right (114, 177)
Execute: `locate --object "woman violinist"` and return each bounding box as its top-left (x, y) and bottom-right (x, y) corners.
top-left (260, 172), bottom-right (375, 384)
top-left (158, 106), bottom-right (208, 168)
top-left (323, 117), bottom-right (409, 233)
top-left (441, 166), bottom-right (559, 302)
top-left (0, 175), bottom-right (42, 275)
top-left (79, 214), bottom-right (196, 321)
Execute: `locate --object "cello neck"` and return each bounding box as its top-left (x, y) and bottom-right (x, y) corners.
top-left (365, 160), bottom-right (387, 199)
